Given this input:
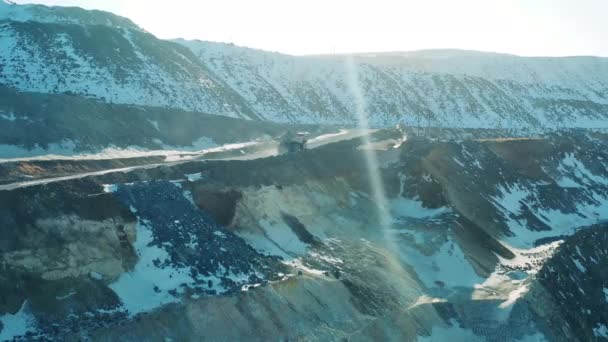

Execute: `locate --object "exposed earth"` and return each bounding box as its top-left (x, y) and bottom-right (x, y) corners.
top-left (2, 127), bottom-right (608, 341)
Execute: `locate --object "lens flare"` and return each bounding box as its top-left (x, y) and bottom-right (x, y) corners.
top-left (344, 56), bottom-right (392, 230)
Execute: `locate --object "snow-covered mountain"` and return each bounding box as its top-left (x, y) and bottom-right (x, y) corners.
top-left (1, 1), bottom-right (608, 129)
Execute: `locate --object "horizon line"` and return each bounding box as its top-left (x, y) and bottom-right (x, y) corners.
top-left (8, 1), bottom-right (608, 59)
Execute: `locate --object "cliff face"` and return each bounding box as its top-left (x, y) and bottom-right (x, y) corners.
top-left (1, 129), bottom-right (607, 340)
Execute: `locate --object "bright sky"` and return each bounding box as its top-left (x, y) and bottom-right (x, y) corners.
top-left (12, 0), bottom-right (608, 56)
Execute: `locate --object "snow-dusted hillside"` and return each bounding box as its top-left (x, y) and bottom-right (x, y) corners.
top-left (0, 7), bottom-right (257, 119)
top-left (179, 40), bottom-right (608, 127)
top-left (1, 1), bottom-right (608, 128)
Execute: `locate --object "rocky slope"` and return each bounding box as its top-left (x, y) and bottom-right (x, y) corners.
top-left (526, 224), bottom-right (608, 341)
top-left (0, 86), bottom-right (330, 158)
top-left (1, 129), bottom-right (607, 340)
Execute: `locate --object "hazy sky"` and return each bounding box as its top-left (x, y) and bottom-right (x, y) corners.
top-left (12, 0), bottom-right (608, 56)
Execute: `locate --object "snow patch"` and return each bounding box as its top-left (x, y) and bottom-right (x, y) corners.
top-left (55, 291), bottom-right (77, 300)
top-left (308, 252), bottom-right (343, 266)
top-left (453, 157), bottom-right (466, 167)
top-left (89, 271), bottom-right (103, 280)
top-left (109, 218), bottom-right (202, 315)
top-left (182, 190), bottom-right (196, 206)
top-left (594, 324), bottom-right (608, 338)
top-left (102, 184), bottom-right (118, 193)
top-left (497, 240), bottom-right (563, 275)
top-left (572, 258), bottom-right (587, 273)
top-left (491, 183), bottom-right (608, 248)
top-left (0, 301), bottom-right (35, 341)
top-left (396, 237), bottom-right (483, 289)
top-left (498, 282), bottom-right (530, 310)
top-left (0, 111), bottom-right (16, 121)
top-left (284, 258), bottom-right (326, 276)
top-left (185, 172), bottom-right (203, 182)
top-left (391, 197), bottom-right (450, 219)
top-left (147, 119), bottom-right (160, 131)
top-left (556, 153), bottom-right (608, 187)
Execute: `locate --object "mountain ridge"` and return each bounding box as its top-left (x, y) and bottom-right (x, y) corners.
top-left (1, 2), bottom-right (607, 141)
top-left (0, 0), bottom-right (142, 30)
